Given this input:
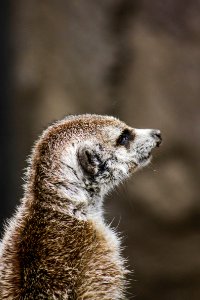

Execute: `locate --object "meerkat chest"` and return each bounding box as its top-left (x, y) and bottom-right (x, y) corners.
top-left (74, 219), bottom-right (127, 299)
top-left (88, 219), bottom-right (126, 275)
top-left (92, 220), bottom-right (121, 254)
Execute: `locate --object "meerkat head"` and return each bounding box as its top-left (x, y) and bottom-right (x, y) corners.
top-left (28, 114), bottom-right (161, 219)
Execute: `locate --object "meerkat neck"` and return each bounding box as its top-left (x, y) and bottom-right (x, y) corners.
top-left (27, 177), bottom-right (105, 222)
top-left (58, 181), bottom-right (105, 221)
top-left (25, 145), bottom-right (108, 222)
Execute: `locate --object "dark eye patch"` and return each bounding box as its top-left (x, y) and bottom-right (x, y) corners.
top-left (116, 129), bottom-right (134, 147)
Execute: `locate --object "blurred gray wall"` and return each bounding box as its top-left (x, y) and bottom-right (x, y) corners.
top-left (1, 1), bottom-right (200, 299)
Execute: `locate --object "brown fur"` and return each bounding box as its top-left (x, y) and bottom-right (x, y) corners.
top-left (0, 114), bottom-right (161, 299)
top-left (1, 206), bottom-right (126, 299)
top-left (0, 115), bottom-right (128, 299)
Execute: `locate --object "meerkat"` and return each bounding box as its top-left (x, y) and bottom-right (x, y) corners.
top-left (0, 114), bottom-right (162, 299)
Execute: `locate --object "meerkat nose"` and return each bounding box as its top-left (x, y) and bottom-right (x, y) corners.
top-left (151, 129), bottom-right (162, 147)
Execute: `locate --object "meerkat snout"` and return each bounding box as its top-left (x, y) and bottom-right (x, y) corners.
top-left (119, 128), bottom-right (162, 169)
top-left (0, 114), bottom-right (162, 300)
top-left (150, 129), bottom-right (162, 147)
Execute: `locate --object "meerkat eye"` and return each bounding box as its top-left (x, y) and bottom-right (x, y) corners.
top-left (116, 129), bottom-right (133, 146)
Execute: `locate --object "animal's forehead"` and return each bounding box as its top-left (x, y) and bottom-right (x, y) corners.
top-left (35, 115), bottom-right (133, 158)
top-left (63, 116), bottom-right (126, 140)
top-left (40, 114), bottom-right (130, 149)
top-left (57, 115), bottom-right (126, 135)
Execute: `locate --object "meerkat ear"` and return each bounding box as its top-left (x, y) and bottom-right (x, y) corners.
top-left (78, 145), bottom-right (103, 176)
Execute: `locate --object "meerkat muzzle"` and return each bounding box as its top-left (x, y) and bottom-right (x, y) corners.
top-left (151, 129), bottom-right (162, 147)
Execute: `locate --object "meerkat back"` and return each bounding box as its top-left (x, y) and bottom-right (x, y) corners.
top-left (0, 114), bottom-right (161, 299)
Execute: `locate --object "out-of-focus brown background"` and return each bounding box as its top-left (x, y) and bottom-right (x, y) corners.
top-left (1, 1), bottom-right (200, 299)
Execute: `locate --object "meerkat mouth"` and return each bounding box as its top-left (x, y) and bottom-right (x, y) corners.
top-left (139, 153), bottom-right (151, 164)
top-left (138, 146), bottom-right (159, 166)
top-left (139, 139), bottom-right (162, 164)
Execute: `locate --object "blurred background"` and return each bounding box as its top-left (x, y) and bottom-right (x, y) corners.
top-left (1, 1), bottom-right (200, 299)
